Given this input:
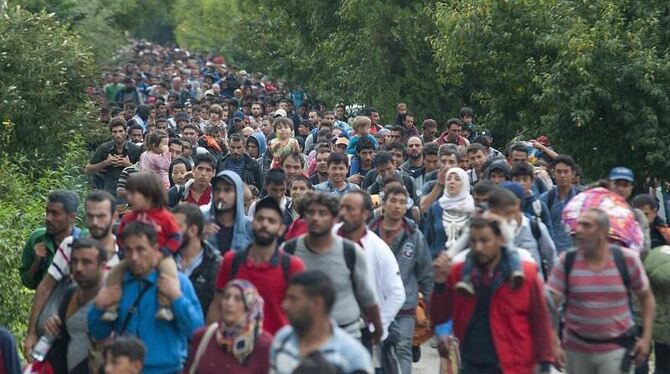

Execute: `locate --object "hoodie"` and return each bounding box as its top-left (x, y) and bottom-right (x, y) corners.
top-left (248, 132), bottom-right (267, 159)
top-left (202, 170), bottom-right (253, 253)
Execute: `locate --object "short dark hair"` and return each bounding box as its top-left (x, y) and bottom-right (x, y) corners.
top-left (48, 190), bottom-right (79, 214)
top-left (472, 180), bottom-right (496, 196)
top-left (511, 162), bottom-right (534, 179)
top-left (488, 187), bottom-right (519, 211)
top-left (290, 175), bottom-right (312, 189)
top-left (438, 144), bottom-right (458, 158)
top-left (125, 172), bottom-right (168, 208)
top-left (172, 203), bottom-right (204, 236)
top-left (446, 118), bottom-right (462, 129)
top-left (289, 270), bottom-right (336, 314)
top-left (193, 153), bottom-right (216, 169)
top-left (553, 154), bottom-right (577, 171)
top-left (128, 124), bottom-right (143, 134)
top-left (423, 142), bottom-right (439, 157)
top-left (103, 337), bottom-right (145, 366)
top-left (86, 190), bottom-right (116, 214)
top-left (120, 221), bottom-right (158, 246)
top-left (265, 168), bottom-right (287, 186)
top-left (303, 192), bottom-right (339, 218)
top-left (299, 120), bottom-right (314, 130)
top-left (282, 151), bottom-right (306, 168)
top-left (507, 142), bottom-right (529, 158)
top-left (254, 196), bottom-right (283, 218)
top-left (229, 133), bottom-right (244, 143)
top-left (146, 130), bottom-right (168, 151)
top-left (469, 216), bottom-right (503, 237)
top-left (182, 124), bottom-right (199, 133)
top-left (460, 107), bottom-right (475, 118)
top-left (108, 117), bottom-right (126, 131)
top-left (168, 137), bottom-right (183, 147)
top-left (632, 194), bottom-right (659, 211)
top-left (72, 237), bottom-right (108, 264)
top-left (390, 125), bottom-right (405, 139)
top-left (466, 143), bottom-right (486, 155)
top-left (355, 138), bottom-right (375, 154)
top-left (373, 150), bottom-right (394, 167)
top-left (327, 151), bottom-right (349, 168)
top-left (385, 142), bottom-right (406, 155)
top-left (383, 182), bottom-right (409, 202)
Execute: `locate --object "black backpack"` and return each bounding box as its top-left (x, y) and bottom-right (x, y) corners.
top-left (230, 248), bottom-right (292, 282)
top-left (529, 218), bottom-right (551, 280)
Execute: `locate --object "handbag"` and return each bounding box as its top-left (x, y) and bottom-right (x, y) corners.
top-left (189, 323), bottom-right (219, 374)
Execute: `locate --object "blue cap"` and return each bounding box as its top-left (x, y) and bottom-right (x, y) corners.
top-left (233, 111), bottom-right (245, 121)
top-left (608, 167), bottom-right (634, 182)
top-left (499, 181), bottom-right (525, 201)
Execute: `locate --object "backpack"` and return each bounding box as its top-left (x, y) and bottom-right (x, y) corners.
top-left (563, 246), bottom-right (632, 310)
top-left (230, 249), bottom-right (292, 282)
top-left (283, 237), bottom-right (358, 300)
top-left (529, 218), bottom-right (551, 280)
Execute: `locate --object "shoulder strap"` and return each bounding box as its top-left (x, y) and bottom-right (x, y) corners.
top-left (283, 238), bottom-right (298, 255)
top-left (611, 246), bottom-right (633, 312)
top-left (547, 188), bottom-right (557, 210)
top-left (342, 240), bottom-right (358, 300)
top-left (530, 218), bottom-right (541, 242)
top-left (189, 323), bottom-right (219, 374)
top-left (532, 199), bottom-right (543, 218)
top-left (563, 250), bottom-right (578, 304)
top-left (280, 251), bottom-right (292, 283)
top-left (119, 280), bottom-right (151, 334)
top-left (230, 249), bottom-right (249, 280)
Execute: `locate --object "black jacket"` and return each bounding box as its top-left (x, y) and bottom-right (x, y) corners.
top-left (187, 242), bottom-right (221, 315)
top-left (216, 153), bottom-right (264, 191)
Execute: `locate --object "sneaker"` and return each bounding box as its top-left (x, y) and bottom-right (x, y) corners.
top-left (510, 270), bottom-right (525, 289)
top-left (155, 307), bottom-right (174, 321)
top-left (100, 309), bottom-right (118, 322)
top-left (455, 281), bottom-right (475, 295)
top-left (412, 345), bottom-right (421, 362)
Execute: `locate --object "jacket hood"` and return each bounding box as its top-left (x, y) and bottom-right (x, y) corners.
top-left (137, 104), bottom-right (151, 121)
top-left (206, 170), bottom-right (253, 252)
top-left (249, 132), bottom-right (267, 158)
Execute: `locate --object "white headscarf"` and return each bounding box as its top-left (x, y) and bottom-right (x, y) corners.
top-left (438, 167), bottom-right (475, 213)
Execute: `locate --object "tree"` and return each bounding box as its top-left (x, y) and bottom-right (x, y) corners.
top-left (432, 0), bottom-right (670, 179)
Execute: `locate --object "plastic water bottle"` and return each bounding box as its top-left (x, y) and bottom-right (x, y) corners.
top-left (31, 335), bottom-right (54, 362)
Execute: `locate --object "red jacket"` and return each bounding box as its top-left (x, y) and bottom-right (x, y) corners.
top-left (116, 207), bottom-right (182, 254)
top-left (430, 260), bottom-right (554, 374)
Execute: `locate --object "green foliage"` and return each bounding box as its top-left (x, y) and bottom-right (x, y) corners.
top-left (432, 0), bottom-right (670, 179)
top-left (0, 7), bottom-right (98, 169)
top-left (174, 0), bottom-right (240, 54)
top-left (0, 135), bottom-right (89, 341)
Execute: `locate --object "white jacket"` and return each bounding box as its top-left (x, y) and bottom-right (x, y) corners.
top-left (334, 223), bottom-right (406, 339)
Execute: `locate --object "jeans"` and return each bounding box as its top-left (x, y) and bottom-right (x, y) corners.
top-left (656, 341), bottom-right (670, 374)
top-left (395, 315), bottom-right (416, 374)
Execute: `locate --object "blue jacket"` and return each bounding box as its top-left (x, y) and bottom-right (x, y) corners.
top-left (422, 203), bottom-right (449, 259)
top-left (540, 186), bottom-right (581, 253)
top-left (203, 170), bottom-right (253, 252)
top-left (88, 271), bottom-right (204, 374)
top-left (346, 134), bottom-right (379, 155)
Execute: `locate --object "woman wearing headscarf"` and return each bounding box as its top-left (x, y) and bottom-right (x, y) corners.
top-left (184, 280), bottom-right (271, 374)
top-left (423, 167), bottom-right (475, 258)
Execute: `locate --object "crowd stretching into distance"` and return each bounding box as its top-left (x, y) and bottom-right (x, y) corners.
top-left (3, 41), bottom-right (670, 374)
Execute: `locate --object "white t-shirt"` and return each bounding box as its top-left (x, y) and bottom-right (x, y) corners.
top-left (47, 235), bottom-right (120, 281)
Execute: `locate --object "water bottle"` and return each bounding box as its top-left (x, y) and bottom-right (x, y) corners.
top-left (31, 335), bottom-right (55, 362)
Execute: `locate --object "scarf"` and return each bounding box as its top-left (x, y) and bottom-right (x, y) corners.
top-left (215, 279), bottom-right (264, 364)
top-left (438, 168), bottom-right (475, 213)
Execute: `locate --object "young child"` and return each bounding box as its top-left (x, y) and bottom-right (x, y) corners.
top-left (101, 172), bottom-right (182, 321)
top-left (268, 117), bottom-right (300, 169)
top-left (394, 102), bottom-right (408, 126)
top-left (140, 131), bottom-right (171, 190)
top-left (346, 116), bottom-right (379, 155)
top-left (103, 336), bottom-right (145, 374)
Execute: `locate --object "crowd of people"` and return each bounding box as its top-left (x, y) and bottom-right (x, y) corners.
top-left (2, 41), bottom-right (669, 374)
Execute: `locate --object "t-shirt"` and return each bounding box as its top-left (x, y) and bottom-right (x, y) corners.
top-left (214, 249), bottom-right (305, 335)
top-left (185, 186), bottom-right (211, 207)
top-left (283, 236), bottom-right (378, 337)
top-left (216, 225), bottom-right (234, 255)
top-left (48, 236), bottom-right (120, 281)
top-left (547, 247), bottom-right (649, 353)
top-left (269, 323), bottom-right (373, 374)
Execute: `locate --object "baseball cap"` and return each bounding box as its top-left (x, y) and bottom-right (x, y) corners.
top-left (608, 167), bottom-right (634, 182)
top-left (335, 137), bottom-right (349, 146)
top-left (273, 109), bottom-right (287, 118)
top-left (233, 111), bottom-right (245, 122)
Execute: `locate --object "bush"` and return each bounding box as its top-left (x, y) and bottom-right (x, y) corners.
top-left (0, 136), bottom-right (90, 345)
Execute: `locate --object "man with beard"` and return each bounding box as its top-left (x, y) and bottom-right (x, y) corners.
top-left (40, 238), bottom-right (107, 373)
top-left (207, 197), bottom-right (305, 334)
top-left (216, 133), bottom-right (263, 192)
top-left (281, 192), bottom-right (383, 343)
top-left (172, 203), bottom-right (221, 316)
top-left (271, 271), bottom-right (373, 374)
top-left (400, 136), bottom-right (425, 191)
top-left (336, 190), bottom-right (405, 353)
top-left (85, 118), bottom-right (141, 196)
top-left (203, 170), bottom-right (253, 255)
top-left (23, 191), bottom-right (119, 358)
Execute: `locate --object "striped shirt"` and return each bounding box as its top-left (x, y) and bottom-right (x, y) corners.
top-left (547, 247), bottom-right (649, 353)
top-left (48, 236), bottom-right (120, 282)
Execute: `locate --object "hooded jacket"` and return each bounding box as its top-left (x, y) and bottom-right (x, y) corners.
top-left (249, 132), bottom-right (267, 159)
top-left (202, 170), bottom-right (253, 253)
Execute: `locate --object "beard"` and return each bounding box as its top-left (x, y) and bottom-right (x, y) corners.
top-left (289, 312), bottom-right (314, 337)
top-left (254, 231), bottom-right (277, 246)
top-left (89, 223), bottom-right (112, 240)
top-left (339, 219), bottom-right (361, 233)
